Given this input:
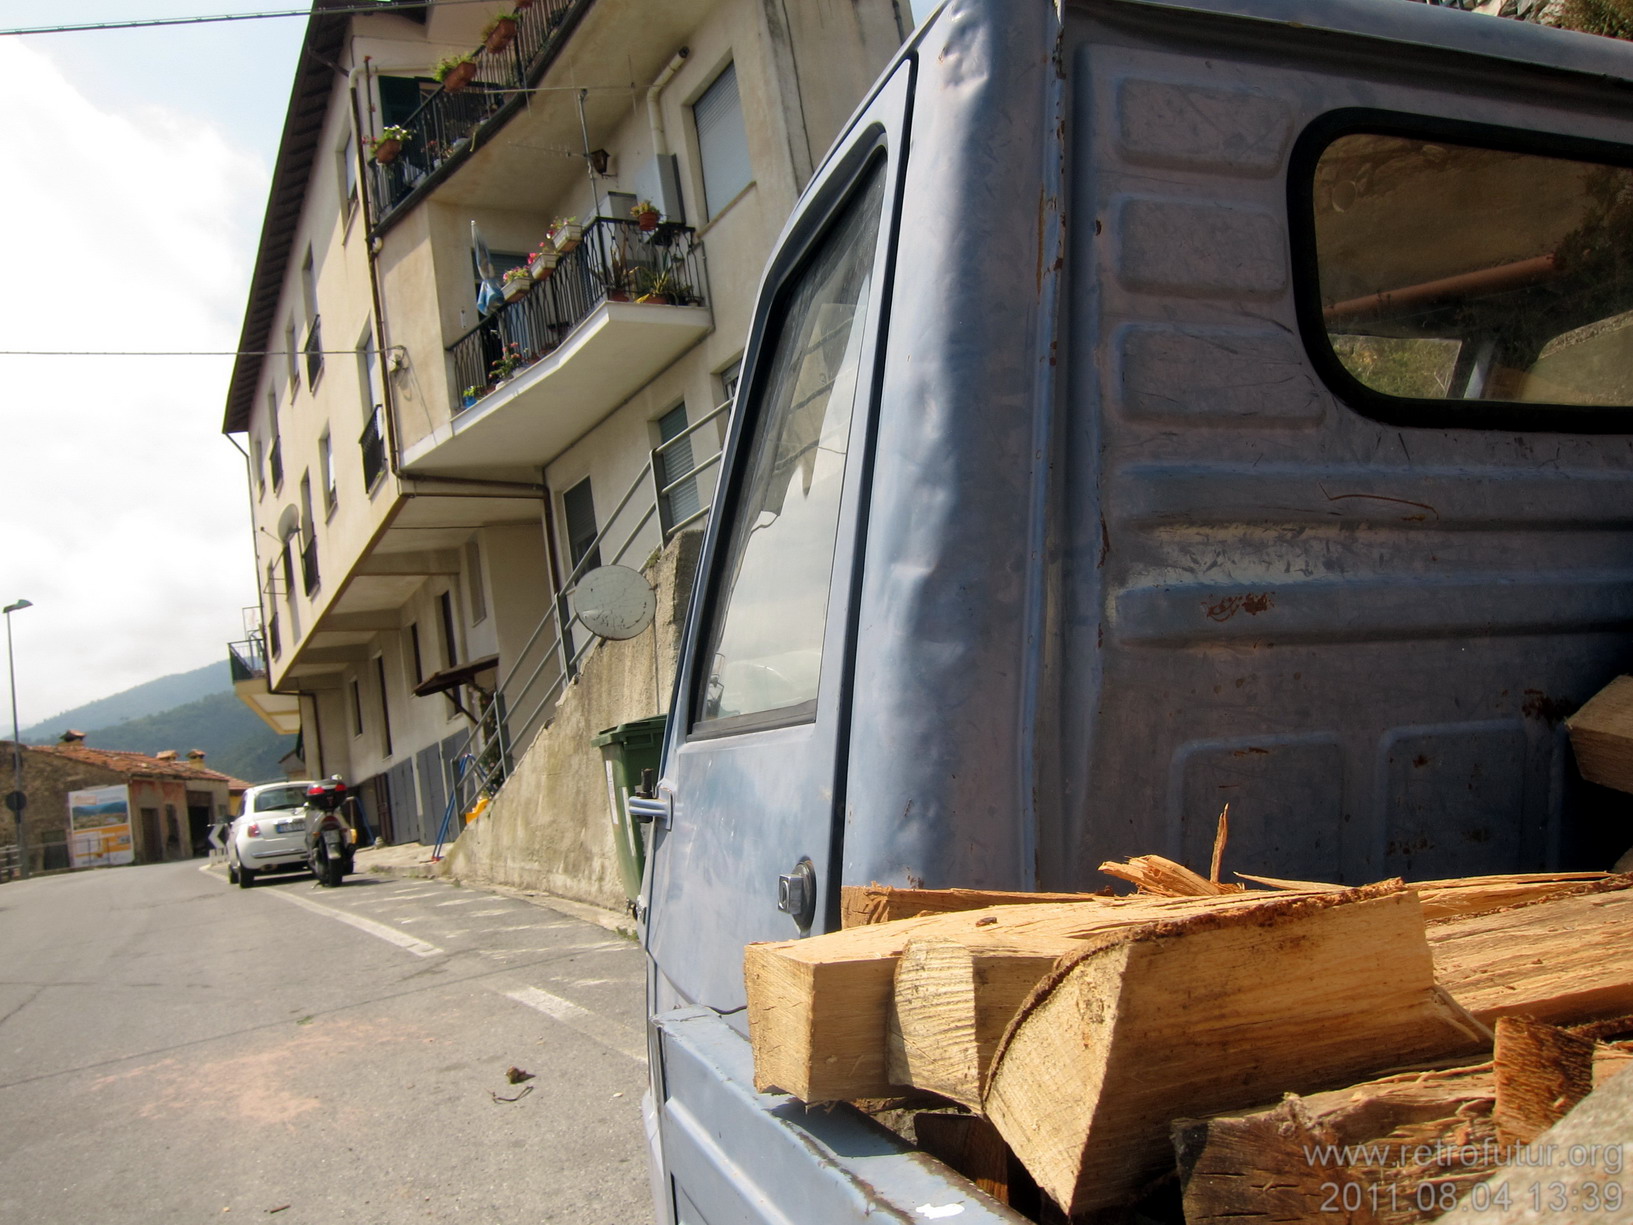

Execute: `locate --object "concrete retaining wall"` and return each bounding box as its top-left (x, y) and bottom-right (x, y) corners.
top-left (441, 531), bottom-right (702, 909)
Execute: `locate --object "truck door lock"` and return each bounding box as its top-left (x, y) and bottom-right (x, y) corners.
top-left (777, 859), bottom-right (817, 930)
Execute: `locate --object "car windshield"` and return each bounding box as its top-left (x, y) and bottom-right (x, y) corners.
top-left (253, 786), bottom-right (309, 812)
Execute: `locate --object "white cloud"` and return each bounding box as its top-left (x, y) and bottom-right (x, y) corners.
top-left (0, 38), bottom-right (270, 727)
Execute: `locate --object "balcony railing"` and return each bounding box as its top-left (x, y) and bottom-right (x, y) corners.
top-left (228, 636), bottom-right (268, 683)
top-left (300, 536), bottom-right (321, 597)
top-left (366, 0), bottom-right (590, 224)
top-left (449, 217), bottom-right (707, 412)
top-left (303, 316), bottom-right (324, 387)
top-left (360, 406), bottom-right (387, 489)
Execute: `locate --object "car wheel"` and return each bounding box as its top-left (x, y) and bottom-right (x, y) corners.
top-left (238, 864), bottom-right (256, 889)
top-left (226, 859), bottom-right (239, 885)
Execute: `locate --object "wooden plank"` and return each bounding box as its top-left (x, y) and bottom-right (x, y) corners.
top-left (1174, 1062), bottom-right (1499, 1225)
top-left (745, 890), bottom-right (1350, 1102)
top-left (1566, 674), bottom-right (1633, 794)
top-left (839, 884), bottom-right (1102, 929)
top-left (1429, 887), bottom-right (1633, 1025)
top-left (982, 888), bottom-right (1489, 1217)
top-left (889, 939), bottom-right (1065, 1108)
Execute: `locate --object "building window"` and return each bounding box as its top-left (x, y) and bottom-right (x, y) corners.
top-left (284, 320), bottom-right (299, 395)
top-left (318, 430), bottom-right (336, 514)
top-left (339, 131), bottom-right (358, 223)
top-left (357, 323), bottom-right (381, 416)
top-left (374, 655), bottom-right (393, 757)
top-left (465, 540), bottom-right (487, 624)
top-left (695, 61), bottom-right (752, 221)
top-left (563, 477), bottom-right (601, 575)
top-left (657, 403), bottom-right (702, 532)
top-left (718, 358), bottom-right (743, 407)
top-left (350, 678), bottom-right (364, 736)
top-left (252, 435), bottom-right (266, 499)
top-left (438, 590), bottom-right (459, 668)
top-left (407, 622), bottom-right (423, 685)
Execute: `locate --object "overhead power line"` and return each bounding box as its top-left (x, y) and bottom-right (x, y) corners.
top-left (0, 1), bottom-right (493, 38)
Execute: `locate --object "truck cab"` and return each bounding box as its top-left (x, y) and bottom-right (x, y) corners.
top-left (640, 2), bottom-right (1633, 1220)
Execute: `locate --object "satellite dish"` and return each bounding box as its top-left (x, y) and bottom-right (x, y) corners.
top-left (575, 565), bottom-right (656, 641)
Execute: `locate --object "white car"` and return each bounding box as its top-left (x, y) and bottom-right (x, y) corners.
top-left (227, 781), bottom-right (318, 887)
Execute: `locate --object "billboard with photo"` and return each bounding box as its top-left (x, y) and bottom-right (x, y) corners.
top-left (67, 784), bottom-right (134, 868)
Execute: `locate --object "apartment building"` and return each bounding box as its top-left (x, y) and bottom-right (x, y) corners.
top-left (222, 0), bottom-right (906, 866)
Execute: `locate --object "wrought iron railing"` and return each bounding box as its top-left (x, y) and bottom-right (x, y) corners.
top-left (303, 316), bottom-right (324, 387)
top-left (359, 406), bottom-right (387, 489)
top-left (448, 217), bottom-right (707, 413)
top-left (366, 0), bottom-right (589, 223)
top-left (228, 636), bottom-right (268, 683)
top-left (301, 536), bottom-right (321, 596)
top-left (442, 396), bottom-right (730, 822)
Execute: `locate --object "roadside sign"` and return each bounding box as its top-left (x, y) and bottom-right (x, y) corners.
top-left (3, 791), bottom-right (24, 814)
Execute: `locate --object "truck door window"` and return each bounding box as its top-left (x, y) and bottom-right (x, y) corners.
top-left (1302, 122), bottom-right (1633, 426)
top-left (694, 162), bottom-right (886, 731)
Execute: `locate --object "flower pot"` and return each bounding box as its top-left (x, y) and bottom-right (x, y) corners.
top-left (551, 223), bottom-right (582, 253)
top-left (484, 17), bottom-right (517, 54)
top-left (441, 60), bottom-right (478, 93)
top-left (503, 278), bottom-right (532, 302)
top-left (637, 294), bottom-right (673, 306)
top-left (529, 250), bottom-right (559, 279)
top-left (637, 209), bottom-right (660, 232)
top-left (606, 289), bottom-right (631, 303)
top-left (462, 393), bottom-right (480, 410)
top-left (372, 137), bottom-right (402, 165)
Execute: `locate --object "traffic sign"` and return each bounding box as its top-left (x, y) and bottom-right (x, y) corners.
top-left (3, 790), bottom-right (25, 814)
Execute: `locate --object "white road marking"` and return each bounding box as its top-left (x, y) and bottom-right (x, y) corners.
top-left (504, 986), bottom-right (645, 1062)
top-left (466, 908), bottom-right (515, 917)
top-left (434, 897), bottom-right (484, 906)
top-left (270, 889), bottom-right (445, 958)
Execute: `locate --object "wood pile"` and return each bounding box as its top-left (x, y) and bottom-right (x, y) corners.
top-left (743, 859), bottom-right (1633, 1222)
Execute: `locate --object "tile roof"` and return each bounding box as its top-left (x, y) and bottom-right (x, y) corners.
top-left (30, 743), bottom-right (251, 789)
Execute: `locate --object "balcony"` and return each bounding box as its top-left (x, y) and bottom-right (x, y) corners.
top-left (403, 217), bottom-right (711, 474)
top-left (366, 0), bottom-right (591, 227)
top-left (228, 634), bottom-right (302, 735)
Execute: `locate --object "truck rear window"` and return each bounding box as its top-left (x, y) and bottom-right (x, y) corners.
top-left (1299, 116), bottom-right (1633, 429)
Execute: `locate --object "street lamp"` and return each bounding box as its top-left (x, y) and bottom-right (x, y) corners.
top-left (4, 599), bottom-right (32, 880)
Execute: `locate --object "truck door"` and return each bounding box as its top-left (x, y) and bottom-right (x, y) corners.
top-left (644, 64), bottom-right (910, 1016)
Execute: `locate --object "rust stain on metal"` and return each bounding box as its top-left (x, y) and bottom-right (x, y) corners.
top-left (1522, 689), bottom-right (1575, 724)
top-left (1204, 592), bottom-right (1276, 622)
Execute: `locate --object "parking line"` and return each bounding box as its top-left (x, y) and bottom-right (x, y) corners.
top-left (504, 986), bottom-right (645, 1062)
top-left (270, 889), bottom-right (445, 958)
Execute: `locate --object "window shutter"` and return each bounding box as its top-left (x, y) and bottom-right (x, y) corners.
top-left (695, 63), bottom-right (751, 220)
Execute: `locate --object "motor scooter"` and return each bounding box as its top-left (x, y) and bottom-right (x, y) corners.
top-left (303, 776), bottom-right (357, 887)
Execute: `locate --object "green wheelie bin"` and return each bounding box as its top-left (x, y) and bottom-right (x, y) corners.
top-left (591, 714), bottom-right (667, 904)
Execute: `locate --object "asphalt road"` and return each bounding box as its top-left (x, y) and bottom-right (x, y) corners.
top-left (0, 860), bottom-right (653, 1224)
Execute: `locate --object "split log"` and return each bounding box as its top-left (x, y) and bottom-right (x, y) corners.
top-left (1429, 885), bottom-right (1633, 1025)
top-left (1566, 674), bottom-right (1633, 794)
top-left (1492, 1015), bottom-right (1597, 1144)
top-left (1175, 1062), bottom-right (1498, 1225)
top-left (1235, 871), bottom-right (1614, 920)
top-left (840, 884), bottom-right (1101, 929)
top-left (981, 887), bottom-right (1488, 1217)
top-left (745, 889), bottom-right (1347, 1102)
top-left (889, 939), bottom-right (1066, 1108)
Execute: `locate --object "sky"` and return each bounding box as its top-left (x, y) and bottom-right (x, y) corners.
top-left (0, 0), bottom-right (931, 731)
top-left (0, 4), bottom-right (321, 729)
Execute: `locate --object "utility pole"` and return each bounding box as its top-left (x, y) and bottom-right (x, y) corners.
top-left (4, 599), bottom-right (33, 879)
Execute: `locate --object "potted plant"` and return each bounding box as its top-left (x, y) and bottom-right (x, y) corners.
top-left (548, 217), bottom-right (582, 253)
top-left (483, 11), bottom-right (520, 54)
top-left (632, 199), bottom-right (662, 232)
top-left (634, 265), bottom-right (693, 305)
top-left (462, 385), bottom-right (485, 409)
top-left (369, 124), bottom-right (411, 165)
top-left (435, 54), bottom-right (479, 94)
top-left (488, 342), bottom-right (529, 384)
top-left (501, 265), bottom-right (533, 302)
top-left (529, 242), bottom-right (560, 280)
